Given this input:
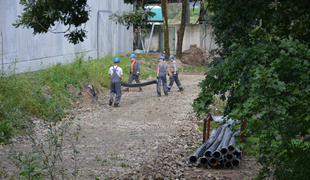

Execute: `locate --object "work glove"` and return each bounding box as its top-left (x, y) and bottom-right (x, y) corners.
top-left (156, 76), bottom-right (159, 79)
top-left (173, 73), bottom-right (176, 77)
top-left (136, 72), bottom-right (139, 76)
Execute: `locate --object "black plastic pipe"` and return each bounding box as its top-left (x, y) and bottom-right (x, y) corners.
top-left (121, 79), bottom-right (158, 87)
top-left (232, 158), bottom-right (240, 168)
top-left (214, 127), bottom-right (231, 158)
top-left (228, 131), bottom-right (240, 153)
top-left (233, 147), bottom-right (242, 158)
top-left (199, 156), bottom-right (208, 165)
top-left (189, 127), bottom-right (222, 163)
top-left (212, 150), bottom-right (222, 159)
top-left (211, 125), bottom-right (229, 159)
top-left (224, 161), bottom-right (232, 168)
top-left (220, 130), bottom-right (233, 156)
top-left (204, 124), bottom-right (228, 157)
top-left (225, 153), bottom-right (234, 161)
top-left (208, 157), bottom-right (219, 166)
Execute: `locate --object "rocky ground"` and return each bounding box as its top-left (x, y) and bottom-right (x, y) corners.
top-left (0, 74), bottom-right (262, 180)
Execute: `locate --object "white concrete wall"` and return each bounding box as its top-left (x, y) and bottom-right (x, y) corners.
top-left (0, 0), bottom-right (133, 74)
top-left (144, 24), bottom-right (218, 54)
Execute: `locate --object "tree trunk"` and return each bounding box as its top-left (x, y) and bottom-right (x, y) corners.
top-left (198, 1), bottom-right (207, 24)
top-left (161, 0), bottom-right (170, 59)
top-left (176, 0), bottom-right (187, 59)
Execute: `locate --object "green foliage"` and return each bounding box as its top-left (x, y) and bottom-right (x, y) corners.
top-left (194, 0), bottom-right (310, 179)
top-left (0, 121), bottom-right (14, 144)
top-left (0, 54), bottom-right (157, 143)
top-left (109, 7), bottom-right (155, 34)
top-left (13, 0), bottom-right (90, 44)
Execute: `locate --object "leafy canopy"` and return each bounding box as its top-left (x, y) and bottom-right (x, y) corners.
top-left (194, 0), bottom-right (310, 179)
top-left (109, 7), bottom-right (155, 34)
top-left (13, 0), bottom-right (90, 44)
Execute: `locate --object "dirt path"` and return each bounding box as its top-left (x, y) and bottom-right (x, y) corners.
top-left (1, 74), bottom-right (261, 180)
top-left (73, 74), bottom-right (204, 179)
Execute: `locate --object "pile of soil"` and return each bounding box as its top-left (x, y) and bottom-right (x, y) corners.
top-left (181, 44), bottom-right (218, 66)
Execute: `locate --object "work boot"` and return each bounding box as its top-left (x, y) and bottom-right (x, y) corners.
top-left (108, 100), bottom-right (113, 106)
top-left (138, 88), bottom-right (143, 92)
top-left (167, 88), bottom-right (171, 92)
top-left (157, 93), bottom-right (161, 97)
top-left (123, 88), bottom-right (129, 92)
top-left (177, 87), bottom-right (184, 92)
top-left (114, 103), bottom-right (120, 107)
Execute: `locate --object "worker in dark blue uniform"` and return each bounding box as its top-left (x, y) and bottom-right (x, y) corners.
top-left (156, 56), bottom-right (172, 97)
top-left (124, 54), bottom-right (142, 92)
top-left (168, 55), bottom-right (184, 92)
top-left (109, 58), bottom-right (123, 107)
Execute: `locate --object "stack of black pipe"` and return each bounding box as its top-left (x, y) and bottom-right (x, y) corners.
top-left (189, 124), bottom-right (242, 168)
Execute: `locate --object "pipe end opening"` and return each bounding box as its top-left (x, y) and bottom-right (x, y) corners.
top-left (220, 148), bottom-right (228, 155)
top-left (213, 151), bottom-right (221, 159)
top-left (232, 159), bottom-right (240, 167)
top-left (189, 156), bottom-right (197, 163)
top-left (226, 153), bottom-right (234, 161)
top-left (205, 151), bottom-right (212, 157)
top-left (224, 161), bottom-right (232, 168)
top-left (228, 145), bottom-right (235, 152)
top-left (209, 158), bottom-right (218, 166)
top-left (200, 157), bottom-right (208, 165)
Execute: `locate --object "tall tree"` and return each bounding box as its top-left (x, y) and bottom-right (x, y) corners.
top-left (13, 0), bottom-right (90, 44)
top-left (198, 1), bottom-right (207, 24)
top-left (194, 0), bottom-right (310, 179)
top-left (176, 0), bottom-right (187, 58)
top-left (161, 0), bottom-right (170, 59)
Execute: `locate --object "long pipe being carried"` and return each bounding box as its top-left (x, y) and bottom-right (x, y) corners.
top-left (121, 79), bottom-right (158, 87)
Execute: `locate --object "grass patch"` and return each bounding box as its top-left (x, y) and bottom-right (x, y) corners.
top-left (0, 53), bottom-right (158, 143)
top-left (180, 65), bottom-right (210, 73)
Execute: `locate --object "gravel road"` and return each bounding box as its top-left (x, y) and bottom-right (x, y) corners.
top-left (73, 74), bottom-right (205, 179)
top-left (1, 73), bottom-right (261, 180)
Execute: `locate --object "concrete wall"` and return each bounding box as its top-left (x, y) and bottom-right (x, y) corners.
top-left (0, 0), bottom-right (133, 74)
top-left (144, 24), bottom-right (218, 54)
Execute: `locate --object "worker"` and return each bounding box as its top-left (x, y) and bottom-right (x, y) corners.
top-left (156, 55), bottom-right (172, 96)
top-left (109, 58), bottom-right (123, 107)
top-left (168, 55), bottom-right (184, 92)
top-left (124, 54), bottom-right (142, 92)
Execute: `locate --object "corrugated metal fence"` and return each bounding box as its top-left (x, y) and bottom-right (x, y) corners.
top-left (0, 0), bottom-right (133, 74)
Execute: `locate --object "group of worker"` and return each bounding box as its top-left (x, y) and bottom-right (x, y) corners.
top-left (108, 54), bottom-right (184, 107)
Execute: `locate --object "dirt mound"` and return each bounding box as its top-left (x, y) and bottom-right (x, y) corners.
top-left (181, 44), bottom-right (216, 66)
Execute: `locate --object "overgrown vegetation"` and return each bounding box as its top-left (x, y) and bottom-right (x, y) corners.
top-left (193, 0), bottom-right (310, 179)
top-left (0, 54), bottom-right (157, 143)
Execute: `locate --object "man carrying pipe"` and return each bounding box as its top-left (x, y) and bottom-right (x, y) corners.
top-left (124, 54), bottom-right (142, 92)
top-left (168, 55), bottom-right (184, 92)
top-left (156, 56), bottom-right (171, 97)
